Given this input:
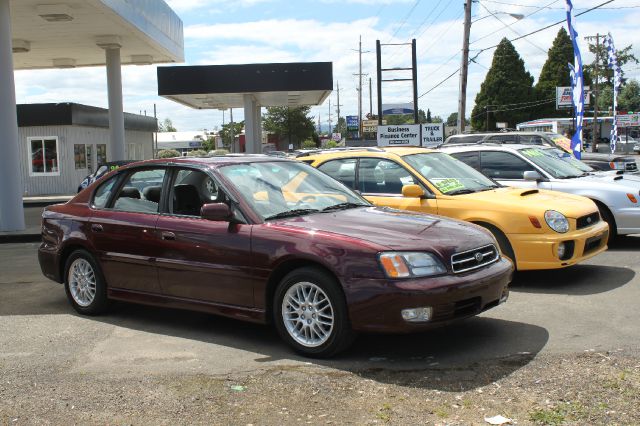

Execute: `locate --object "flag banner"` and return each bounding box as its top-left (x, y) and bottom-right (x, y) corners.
top-left (565, 0), bottom-right (584, 159)
top-left (603, 33), bottom-right (622, 153)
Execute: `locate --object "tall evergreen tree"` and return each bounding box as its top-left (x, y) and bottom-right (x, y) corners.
top-left (470, 38), bottom-right (534, 130)
top-left (534, 28), bottom-right (574, 119)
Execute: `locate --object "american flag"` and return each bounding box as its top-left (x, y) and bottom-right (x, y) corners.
top-left (603, 33), bottom-right (622, 153)
top-left (565, 0), bottom-right (584, 159)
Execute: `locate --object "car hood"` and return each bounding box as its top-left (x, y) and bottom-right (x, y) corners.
top-left (451, 187), bottom-right (598, 219)
top-left (573, 173), bottom-right (640, 190)
top-left (268, 206), bottom-right (493, 252)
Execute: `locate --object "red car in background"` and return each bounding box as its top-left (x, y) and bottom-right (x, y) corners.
top-left (38, 156), bottom-right (512, 357)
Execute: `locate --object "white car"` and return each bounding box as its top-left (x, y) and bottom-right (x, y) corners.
top-left (440, 144), bottom-right (640, 241)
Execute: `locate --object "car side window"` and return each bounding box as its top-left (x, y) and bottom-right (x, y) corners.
top-left (113, 168), bottom-right (166, 213)
top-left (519, 135), bottom-right (544, 145)
top-left (317, 159), bottom-right (357, 189)
top-left (358, 158), bottom-right (416, 195)
top-left (170, 169), bottom-right (227, 217)
top-left (92, 175), bottom-right (118, 208)
top-left (450, 152), bottom-right (480, 170)
top-left (485, 134), bottom-right (518, 144)
top-left (480, 151), bottom-right (535, 180)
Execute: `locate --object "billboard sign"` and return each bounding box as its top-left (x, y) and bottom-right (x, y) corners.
top-left (556, 86), bottom-right (590, 109)
top-left (377, 124), bottom-right (420, 147)
top-left (382, 103), bottom-right (414, 115)
top-left (617, 113), bottom-right (640, 127)
top-left (346, 115), bottom-right (359, 131)
top-left (421, 123), bottom-right (444, 147)
top-left (362, 119), bottom-right (386, 133)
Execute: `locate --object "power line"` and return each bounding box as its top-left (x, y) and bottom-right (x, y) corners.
top-left (417, 0), bottom-right (614, 99)
top-left (480, 0), bottom-right (640, 9)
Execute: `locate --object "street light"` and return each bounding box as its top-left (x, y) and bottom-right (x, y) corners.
top-left (457, 2), bottom-right (525, 134)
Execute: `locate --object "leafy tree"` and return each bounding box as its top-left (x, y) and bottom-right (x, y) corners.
top-left (385, 114), bottom-right (411, 125)
top-left (425, 109), bottom-right (432, 123)
top-left (263, 106), bottom-right (317, 149)
top-left (585, 42), bottom-right (638, 88)
top-left (432, 115), bottom-right (443, 123)
top-left (158, 118), bottom-right (177, 132)
top-left (333, 117), bottom-right (347, 135)
top-left (157, 149), bottom-right (180, 158)
top-left (471, 38), bottom-right (534, 130)
top-left (445, 112), bottom-right (469, 126)
top-left (534, 28), bottom-right (575, 119)
top-left (619, 79), bottom-right (640, 112)
top-left (219, 121), bottom-right (244, 149)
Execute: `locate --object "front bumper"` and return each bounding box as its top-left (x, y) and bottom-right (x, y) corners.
top-left (614, 206), bottom-right (640, 235)
top-left (344, 257), bottom-right (513, 333)
top-left (508, 220), bottom-right (609, 270)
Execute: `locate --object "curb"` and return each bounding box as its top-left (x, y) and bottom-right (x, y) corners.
top-left (0, 234), bottom-right (41, 244)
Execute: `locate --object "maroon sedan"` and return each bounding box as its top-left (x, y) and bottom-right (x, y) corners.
top-left (38, 156), bottom-right (512, 357)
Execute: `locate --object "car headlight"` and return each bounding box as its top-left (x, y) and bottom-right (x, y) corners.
top-left (379, 252), bottom-right (446, 278)
top-left (544, 210), bottom-right (569, 233)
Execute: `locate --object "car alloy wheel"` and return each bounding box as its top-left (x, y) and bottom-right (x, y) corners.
top-left (281, 281), bottom-right (334, 347)
top-left (68, 258), bottom-right (97, 307)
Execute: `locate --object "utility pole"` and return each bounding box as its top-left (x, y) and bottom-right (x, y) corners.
top-left (335, 82), bottom-right (343, 137)
top-left (328, 98), bottom-right (332, 136)
top-left (585, 33), bottom-right (605, 152)
top-left (457, 0), bottom-right (472, 134)
top-left (353, 35), bottom-right (369, 139)
top-left (369, 77), bottom-right (373, 117)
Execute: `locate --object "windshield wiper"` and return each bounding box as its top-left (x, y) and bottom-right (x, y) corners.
top-left (265, 208), bottom-right (319, 220)
top-left (446, 189), bottom-right (476, 195)
top-left (321, 202), bottom-right (366, 212)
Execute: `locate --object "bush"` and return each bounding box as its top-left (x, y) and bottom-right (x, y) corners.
top-left (301, 140), bottom-right (317, 149)
top-left (209, 149), bottom-right (229, 156)
top-left (157, 149), bottom-right (181, 158)
top-left (325, 140), bottom-right (338, 149)
top-left (187, 149), bottom-right (208, 157)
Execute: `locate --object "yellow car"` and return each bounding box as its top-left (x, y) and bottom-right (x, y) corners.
top-left (302, 147), bottom-right (609, 271)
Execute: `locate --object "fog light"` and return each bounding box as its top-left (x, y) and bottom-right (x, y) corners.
top-left (557, 242), bottom-right (567, 259)
top-left (401, 307), bottom-right (433, 322)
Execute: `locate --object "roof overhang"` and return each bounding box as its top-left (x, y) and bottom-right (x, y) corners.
top-left (157, 62), bottom-right (333, 109)
top-left (10, 0), bottom-right (183, 70)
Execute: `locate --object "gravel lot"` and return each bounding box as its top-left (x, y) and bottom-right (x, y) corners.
top-left (1, 239), bottom-right (639, 425)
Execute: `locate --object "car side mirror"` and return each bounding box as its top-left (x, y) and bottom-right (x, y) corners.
top-left (201, 203), bottom-right (232, 221)
top-left (523, 170), bottom-right (542, 181)
top-left (402, 184), bottom-right (425, 198)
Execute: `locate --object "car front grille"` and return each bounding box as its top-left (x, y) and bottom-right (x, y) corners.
top-left (576, 212), bottom-right (600, 229)
top-left (451, 244), bottom-right (499, 273)
top-left (431, 297), bottom-right (482, 322)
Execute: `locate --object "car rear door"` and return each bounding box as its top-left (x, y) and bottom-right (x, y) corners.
top-left (154, 167), bottom-right (255, 307)
top-left (89, 167), bottom-right (167, 294)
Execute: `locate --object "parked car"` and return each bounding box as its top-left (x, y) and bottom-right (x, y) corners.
top-left (302, 147), bottom-right (608, 271)
top-left (444, 131), bottom-right (639, 174)
top-left (441, 144), bottom-right (640, 241)
top-left (38, 156), bottom-right (512, 357)
top-left (77, 161), bottom-right (134, 192)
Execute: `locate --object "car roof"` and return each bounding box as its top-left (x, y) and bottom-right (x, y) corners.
top-left (439, 143), bottom-right (536, 153)
top-left (114, 154), bottom-right (296, 170)
top-left (301, 146), bottom-right (438, 161)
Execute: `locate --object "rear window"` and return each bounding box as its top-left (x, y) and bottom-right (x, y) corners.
top-left (444, 135), bottom-right (485, 144)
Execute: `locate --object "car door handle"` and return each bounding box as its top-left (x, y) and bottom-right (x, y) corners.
top-left (91, 224), bottom-right (103, 232)
top-left (161, 231), bottom-right (176, 241)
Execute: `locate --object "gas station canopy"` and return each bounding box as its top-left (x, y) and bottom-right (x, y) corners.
top-left (10, 0), bottom-right (183, 69)
top-left (157, 62), bottom-right (333, 109)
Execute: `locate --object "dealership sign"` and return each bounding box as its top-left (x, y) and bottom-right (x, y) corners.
top-left (377, 124), bottom-right (420, 146)
top-left (421, 123), bottom-right (444, 147)
top-left (346, 115), bottom-right (359, 131)
top-left (382, 103), bottom-right (414, 115)
top-left (556, 86), bottom-right (590, 109)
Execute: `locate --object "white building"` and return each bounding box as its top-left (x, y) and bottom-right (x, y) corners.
top-left (18, 102), bottom-right (156, 195)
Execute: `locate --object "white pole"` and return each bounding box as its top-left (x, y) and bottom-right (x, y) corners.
top-left (105, 47), bottom-right (126, 161)
top-left (0, 0), bottom-right (25, 231)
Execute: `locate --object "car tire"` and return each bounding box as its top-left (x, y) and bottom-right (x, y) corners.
top-left (64, 249), bottom-right (109, 316)
top-left (595, 202), bottom-right (617, 244)
top-left (273, 267), bottom-right (355, 358)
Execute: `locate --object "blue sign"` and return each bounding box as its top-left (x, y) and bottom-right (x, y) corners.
top-left (346, 115), bottom-right (359, 131)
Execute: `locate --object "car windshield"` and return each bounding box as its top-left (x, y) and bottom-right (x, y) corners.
top-left (403, 152), bottom-right (499, 195)
top-left (518, 147), bottom-right (585, 179)
top-left (541, 147), bottom-right (594, 172)
top-left (219, 161), bottom-right (369, 220)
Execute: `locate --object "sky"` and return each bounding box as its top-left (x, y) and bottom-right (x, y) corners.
top-left (13, 0), bottom-right (640, 132)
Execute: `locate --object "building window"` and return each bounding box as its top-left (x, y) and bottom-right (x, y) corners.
top-left (74, 144), bottom-right (87, 169)
top-left (29, 137), bottom-right (60, 176)
top-left (96, 144), bottom-right (107, 165)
